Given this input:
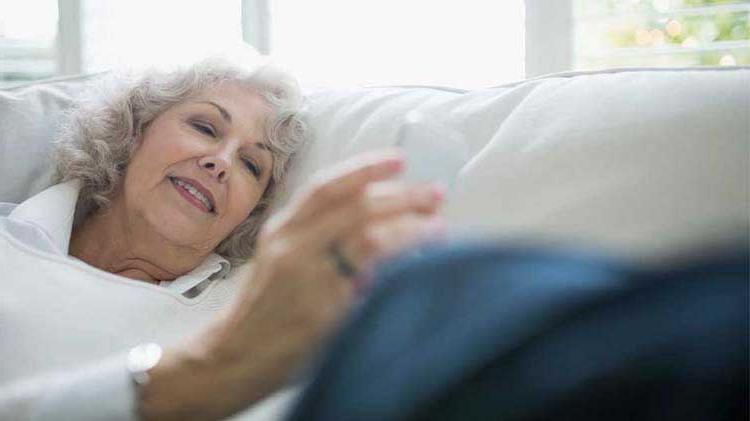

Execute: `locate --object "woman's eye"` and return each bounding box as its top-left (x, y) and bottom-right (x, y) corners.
top-left (242, 158), bottom-right (261, 177)
top-left (191, 121), bottom-right (216, 137)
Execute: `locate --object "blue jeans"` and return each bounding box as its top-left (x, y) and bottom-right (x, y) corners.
top-left (288, 240), bottom-right (749, 421)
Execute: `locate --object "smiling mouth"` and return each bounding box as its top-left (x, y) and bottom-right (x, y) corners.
top-left (169, 177), bottom-right (216, 214)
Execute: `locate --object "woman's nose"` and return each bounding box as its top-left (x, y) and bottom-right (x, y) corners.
top-left (198, 155), bottom-right (230, 183)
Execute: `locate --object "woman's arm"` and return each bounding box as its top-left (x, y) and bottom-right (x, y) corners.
top-left (141, 152), bottom-right (445, 420)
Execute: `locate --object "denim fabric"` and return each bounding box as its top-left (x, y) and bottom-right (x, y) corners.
top-left (288, 241), bottom-right (749, 421)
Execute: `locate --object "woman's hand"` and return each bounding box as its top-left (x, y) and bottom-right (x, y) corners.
top-left (260, 151), bottom-right (445, 288)
top-left (220, 150), bottom-right (445, 366)
top-left (141, 151), bottom-right (445, 420)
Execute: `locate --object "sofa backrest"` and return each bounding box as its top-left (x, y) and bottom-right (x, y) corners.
top-left (2, 68), bottom-right (748, 264)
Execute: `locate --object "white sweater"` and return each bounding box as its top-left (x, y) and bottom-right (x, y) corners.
top-left (0, 181), bottom-right (243, 419)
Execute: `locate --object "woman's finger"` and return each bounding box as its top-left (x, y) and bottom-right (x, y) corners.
top-left (325, 214), bottom-right (447, 284)
top-left (286, 151), bottom-right (405, 225)
top-left (359, 214), bottom-right (447, 262)
top-left (294, 183), bottom-right (444, 250)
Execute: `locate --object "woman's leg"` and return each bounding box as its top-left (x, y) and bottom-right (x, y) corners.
top-left (289, 240), bottom-right (749, 421)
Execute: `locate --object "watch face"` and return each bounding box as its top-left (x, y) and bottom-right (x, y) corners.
top-left (127, 343), bottom-right (163, 385)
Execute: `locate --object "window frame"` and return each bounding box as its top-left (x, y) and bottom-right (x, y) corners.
top-left (525, 0), bottom-right (574, 77)
top-left (57, 0), bottom-right (82, 75)
top-left (241, 0), bottom-right (271, 54)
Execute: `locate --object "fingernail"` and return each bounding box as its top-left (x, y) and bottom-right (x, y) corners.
top-left (389, 158), bottom-right (405, 171)
top-left (431, 184), bottom-right (445, 202)
top-left (382, 156), bottom-right (405, 172)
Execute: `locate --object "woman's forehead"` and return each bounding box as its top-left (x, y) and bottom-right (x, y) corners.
top-left (196, 82), bottom-right (268, 108)
top-left (189, 85), bottom-right (271, 125)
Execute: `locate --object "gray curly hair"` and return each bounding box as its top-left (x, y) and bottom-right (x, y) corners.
top-left (53, 58), bottom-right (308, 266)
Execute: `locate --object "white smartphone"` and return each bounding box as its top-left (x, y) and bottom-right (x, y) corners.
top-left (395, 111), bottom-right (469, 198)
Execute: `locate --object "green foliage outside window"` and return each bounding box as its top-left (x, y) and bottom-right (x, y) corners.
top-left (577, 0), bottom-right (749, 68)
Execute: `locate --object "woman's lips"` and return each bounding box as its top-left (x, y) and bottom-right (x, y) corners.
top-left (170, 177), bottom-right (214, 214)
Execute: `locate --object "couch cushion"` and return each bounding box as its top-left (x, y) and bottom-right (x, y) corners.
top-left (0, 76), bottom-right (97, 204)
top-left (2, 68), bottom-right (748, 264)
top-left (287, 67), bottom-right (749, 264)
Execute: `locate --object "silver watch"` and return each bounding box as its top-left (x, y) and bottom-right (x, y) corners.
top-left (126, 343), bottom-right (163, 386)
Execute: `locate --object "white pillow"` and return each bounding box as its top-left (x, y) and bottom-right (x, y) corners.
top-left (2, 68), bottom-right (748, 265)
top-left (0, 76), bottom-right (94, 203)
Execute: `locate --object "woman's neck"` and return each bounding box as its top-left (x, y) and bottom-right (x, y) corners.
top-left (69, 204), bottom-right (207, 284)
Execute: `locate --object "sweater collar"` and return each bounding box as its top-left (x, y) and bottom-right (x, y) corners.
top-left (9, 180), bottom-right (79, 254)
top-left (9, 180), bottom-right (230, 295)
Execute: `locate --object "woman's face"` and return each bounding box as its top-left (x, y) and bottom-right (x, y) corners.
top-left (119, 82), bottom-right (273, 254)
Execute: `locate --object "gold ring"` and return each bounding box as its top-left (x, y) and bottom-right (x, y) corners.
top-left (328, 241), bottom-right (357, 278)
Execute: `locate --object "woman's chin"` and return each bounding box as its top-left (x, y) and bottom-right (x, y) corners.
top-left (146, 211), bottom-right (213, 250)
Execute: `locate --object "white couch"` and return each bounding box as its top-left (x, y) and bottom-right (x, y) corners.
top-left (3, 67), bottom-right (748, 267)
top-left (1, 66), bottom-right (748, 420)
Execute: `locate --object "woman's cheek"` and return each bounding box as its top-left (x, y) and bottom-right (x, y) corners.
top-left (232, 184), bottom-right (260, 221)
top-left (168, 133), bottom-right (199, 156)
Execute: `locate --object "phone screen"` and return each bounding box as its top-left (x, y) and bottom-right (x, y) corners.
top-left (395, 111), bottom-right (469, 198)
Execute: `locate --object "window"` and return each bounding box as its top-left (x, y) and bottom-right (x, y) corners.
top-left (0, 0), bottom-right (60, 86)
top-left (270, 0), bottom-right (525, 88)
top-left (1, 0), bottom-right (243, 87)
top-left (2, 1), bottom-right (746, 88)
top-left (82, 0), bottom-right (242, 73)
top-left (573, 0), bottom-right (750, 69)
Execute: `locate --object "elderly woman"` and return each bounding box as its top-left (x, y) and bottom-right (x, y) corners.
top-left (0, 58), bottom-right (444, 420)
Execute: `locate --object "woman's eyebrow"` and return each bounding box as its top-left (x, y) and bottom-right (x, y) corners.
top-left (253, 143), bottom-right (274, 164)
top-left (199, 101), bottom-right (232, 123)
top-left (254, 143), bottom-right (271, 153)
top-left (197, 100), bottom-right (272, 161)
top-left (242, 141), bottom-right (273, 162)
